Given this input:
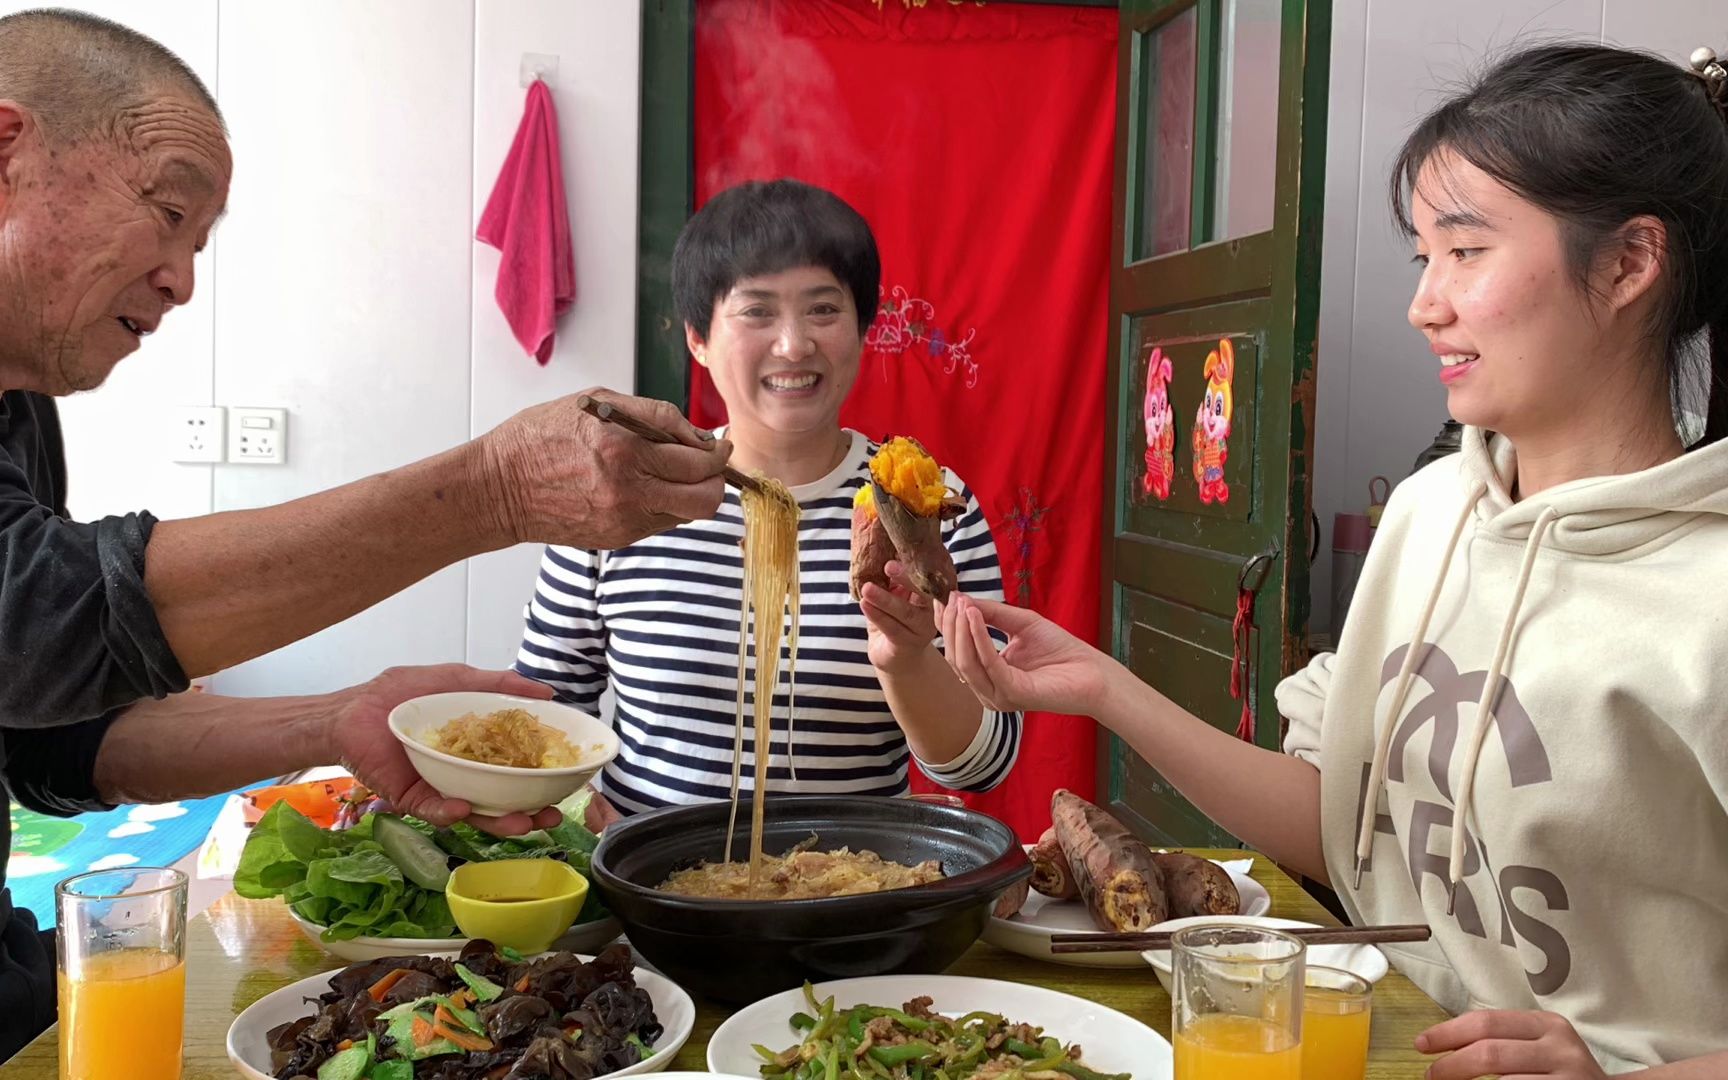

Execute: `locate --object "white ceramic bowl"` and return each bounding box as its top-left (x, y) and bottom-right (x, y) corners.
top-left (287, 905), bottom-right (622, 963)
top-left (228, 951), bottom-right (694, 1079)
top-left (1140, 914), bottom-right (1390, 994)
top-left (387, 692), bottom-right (620, 815)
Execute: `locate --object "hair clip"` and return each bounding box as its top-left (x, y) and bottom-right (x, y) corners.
top-left (1690, 47), bottom-right (1728, 114)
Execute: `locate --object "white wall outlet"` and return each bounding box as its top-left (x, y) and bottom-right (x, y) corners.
top-left (171, 406), bottom-right (226, 463)
top-left (227, 406), bottom-right (288, 465)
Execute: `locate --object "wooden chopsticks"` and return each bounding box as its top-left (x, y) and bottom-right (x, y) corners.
top-left (576, 394), bottom-right (773, 499)
top-left (1048, 923), bottom-right (1432, 955)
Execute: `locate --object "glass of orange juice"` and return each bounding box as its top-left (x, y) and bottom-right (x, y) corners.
top-left (1302, 965), bottom-right (1372, 1080)
top-left (1172, 924), bottom-right (1305, 1080)
top-left (56, 866), bottom-right (188, 1080)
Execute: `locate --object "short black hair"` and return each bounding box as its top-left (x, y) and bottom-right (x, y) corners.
top-left (672, 179), bottom-right (881, 340)
top-left (0, 8), bottom-right (224, 142)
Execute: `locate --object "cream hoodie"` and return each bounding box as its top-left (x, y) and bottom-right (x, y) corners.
top-left (1278, 427), bottom-right (1728, 1072)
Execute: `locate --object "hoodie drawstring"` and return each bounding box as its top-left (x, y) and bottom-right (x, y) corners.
top-left (1354, 482), bottom-right (1487, 887)
top-left (1444, 505), bottom-right (1557, 912)
top-left (1351, 480), bottom-right (1561, 914)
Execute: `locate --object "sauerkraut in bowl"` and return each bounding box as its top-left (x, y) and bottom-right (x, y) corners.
top-left (387, 693), bottom-right (620, 816)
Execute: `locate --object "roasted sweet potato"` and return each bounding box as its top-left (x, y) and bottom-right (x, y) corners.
top-left (993, 877), bottom-right (1031, 919)
top-left (1050, 789), bottom-right (1167, 931)
top-left (848, 438), bottom-right (964, 601)
top-left (869, 435), bottom-right (950, 514)
top-left (1152, 851), bottom-right (1241, 918)
top-left (848, 496), bottom-right (898, 601)
top-left (1029, 827), bottom-right (1079, 900)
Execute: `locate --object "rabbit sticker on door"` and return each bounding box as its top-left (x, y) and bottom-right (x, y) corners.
top-left (1141, 345), bottom-right (1176, 501)
top-left (1192, 338), bottom-right (1235, 504)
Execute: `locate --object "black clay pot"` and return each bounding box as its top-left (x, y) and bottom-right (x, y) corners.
top-left (590, 796), bottom-right (1031, 1003)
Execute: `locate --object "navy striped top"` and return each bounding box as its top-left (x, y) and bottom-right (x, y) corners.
top-left (512, 430), bottom-right (1022, 816)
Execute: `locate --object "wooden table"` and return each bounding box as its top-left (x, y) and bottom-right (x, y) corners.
top-left (3, 849), bottom-right (1448, 1078)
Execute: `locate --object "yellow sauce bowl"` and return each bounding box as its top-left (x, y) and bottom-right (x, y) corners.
top-left (446, 859), bottom-right (588, 954)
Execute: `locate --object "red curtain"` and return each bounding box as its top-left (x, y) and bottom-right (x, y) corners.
top-left (690, 0), bottom-right (1116, 840)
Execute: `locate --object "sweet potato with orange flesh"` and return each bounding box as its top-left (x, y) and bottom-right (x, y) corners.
top-left (1050, 789), bottom-right (1167, 931)
top-left (849, 494), bottom-right (899, 601)
top-left (1030, 826), bottom-right (1079, 900)
top-left (849, 438), bottom-right (964, 601)
top-left (1153, 851), bottom-right (1241, 918)
top-left (870, 436), bottom-right (949, 515)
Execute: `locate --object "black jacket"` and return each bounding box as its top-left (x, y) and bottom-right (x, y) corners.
top-left (0, 390), bottom-right (187, 1058)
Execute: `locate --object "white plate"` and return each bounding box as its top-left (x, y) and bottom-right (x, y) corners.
top-left (287, 906), bottom-right (624, 963)
top-left (982, 858), bottom-right (1269, 968)
top-left (708, 974), bottom-right (1171, 1079)
top-left (227, 951), bottom-right (694, 1079)
top-left (1139, 915), bottom-right (1390, 993)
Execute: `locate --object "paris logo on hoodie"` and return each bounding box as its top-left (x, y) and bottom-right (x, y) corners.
top-left (1356, 642), bottom-right (1574, 996)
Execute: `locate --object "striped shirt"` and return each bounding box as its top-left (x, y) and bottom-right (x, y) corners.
top-left (513, 430), bottom-right (1022, 816)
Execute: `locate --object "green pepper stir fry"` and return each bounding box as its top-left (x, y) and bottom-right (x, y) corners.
top-left (755, 984), bottom-right (1132, 1080)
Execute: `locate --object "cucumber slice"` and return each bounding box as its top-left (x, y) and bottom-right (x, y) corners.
top-left (431, 825), bottom-right (486, 863)
top-left (374, 814), bottom-right (452, 891)
top-left (316, 1045), bottom-right (368, 1080)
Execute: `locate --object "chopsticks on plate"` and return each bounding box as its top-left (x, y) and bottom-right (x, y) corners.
top-left (1047, 923), bottom-right (1433, 955)
top-left (576, 393), bottom-right (774, 499)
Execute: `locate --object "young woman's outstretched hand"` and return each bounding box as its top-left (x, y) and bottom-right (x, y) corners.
top-left (934, 593), bottom-right (1118, 716)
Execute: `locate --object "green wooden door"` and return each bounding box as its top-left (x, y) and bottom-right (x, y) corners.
top-left (1101, 0), bottom-right (1329, 845)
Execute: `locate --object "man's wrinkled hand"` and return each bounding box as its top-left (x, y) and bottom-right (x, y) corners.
top-left (482, 388), bottom-right (732, 549)
top-left (330, 664), bottom-right (563, 836)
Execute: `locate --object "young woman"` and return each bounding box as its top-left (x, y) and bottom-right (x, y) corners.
top-left (937, 43), bottom-right (1728, 1078)
top-left (514, 179), bottom-right (1020, 821)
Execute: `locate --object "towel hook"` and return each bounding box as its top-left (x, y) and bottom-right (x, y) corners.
top-left (519, 52), bottom-right (559, 89)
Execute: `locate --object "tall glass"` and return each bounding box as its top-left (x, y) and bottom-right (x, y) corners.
top-left (1301, 965), bottom-right (1372, 1080)
top-left (1172, 924), bottom-right (1305, 1080)
top-left (57, 867), bottom-right (188, 1080)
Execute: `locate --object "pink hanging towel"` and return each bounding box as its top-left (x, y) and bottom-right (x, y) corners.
top-left (477, 79), bottom-right (574, 364)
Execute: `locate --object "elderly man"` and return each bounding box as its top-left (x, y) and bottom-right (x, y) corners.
top-left (0, 8), bottom-right (729, 1056)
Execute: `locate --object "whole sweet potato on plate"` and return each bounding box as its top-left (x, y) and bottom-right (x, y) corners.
top-left (992, 877), bottom-right (1031, 919)
top-left (1029, 826), bottom-right (1079, 900)
top-left (1050, 788), bottom-right (1167, 931)
top-left (1152, 850), bottom-right (1241, 918)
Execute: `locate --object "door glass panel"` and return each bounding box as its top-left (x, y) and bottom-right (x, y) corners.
top-left (1134, 6), bottom-right (1198, 260)
top-left (1208, 0), bottom-right (1281, 241)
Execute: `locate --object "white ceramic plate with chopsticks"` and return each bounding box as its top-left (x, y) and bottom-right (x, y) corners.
top-left (226, 951), bottom-right (694, 1079)
top-left (981, 853), bottom-right (1270, 968)
top-left (708, 974), bottom-right (1171, 1079)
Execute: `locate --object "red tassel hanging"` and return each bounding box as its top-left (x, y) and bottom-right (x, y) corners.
top-left (1231, 585), bottom-right (1256, 741)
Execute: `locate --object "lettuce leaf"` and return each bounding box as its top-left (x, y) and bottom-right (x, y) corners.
top-left (234, 800), bottom-right (338, 898)
top-left (234, 797), bottom-right (606, 940)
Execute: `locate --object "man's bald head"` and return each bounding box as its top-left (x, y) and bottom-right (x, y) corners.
top-left (0, 9), bottom-right (231, 396)
top-left (0, 8), bottom-right (223, 143)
